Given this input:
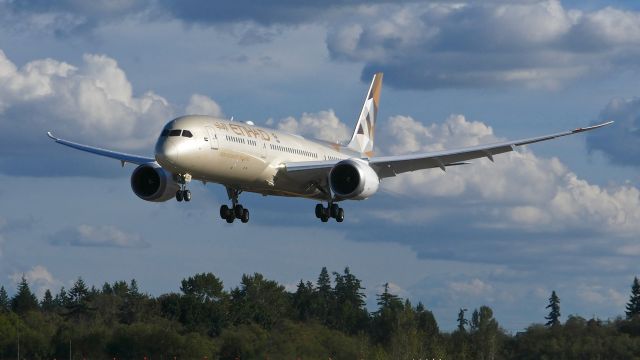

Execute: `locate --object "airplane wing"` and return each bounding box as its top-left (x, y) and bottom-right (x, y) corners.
top-left (47, 132), bottom-right (155, 166)
top-left (284, 121), bottom-right (614, 181)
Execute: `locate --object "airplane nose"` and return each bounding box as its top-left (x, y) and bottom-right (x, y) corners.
top-left (155, 140), bottom-right (180, 166)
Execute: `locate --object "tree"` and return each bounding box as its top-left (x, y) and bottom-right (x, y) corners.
top-left (545, 291), bottom-right (561, 327)
top-left (313, 267), bottom-right (334, 324)
top-left (292, 280), bottom-right (314, 321)
top-left (332, 267), bottom-right (368, 334)
top-left (457, 308), bottom-right (468, 332)
top-left (0, 286), bottom-right (9, 313)
top-left (69, 277), bottom-right (89, 305)
top-left (11, 276), bottom-right (39, 315)
top-left (180, 273), bottom-right (225, 302)
top-left (231, 273), bottom-right (290, 329)
top-left (371, 283), bottom-right (403, 344)
top-left (41, 289), bottom-right (55, 312)
top-left (625, 277), bottom-right (640, 319)
top-left (469, 306), bottom-right (501, 360)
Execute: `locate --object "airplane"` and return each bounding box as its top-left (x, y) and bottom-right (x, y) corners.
top-left (47, 73), bottom-right (613, 224)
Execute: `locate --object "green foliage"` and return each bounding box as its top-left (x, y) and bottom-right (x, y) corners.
top-left (545, 290), bottom-right (561, 327)
top-left (11, 275), bottom-right (39, 315)
top-left (626, 276), bottom-right (640, 319)
top-left (1, 270), bottom-right (640, 359)
top-left (0, 286), bottom-right (9, 313)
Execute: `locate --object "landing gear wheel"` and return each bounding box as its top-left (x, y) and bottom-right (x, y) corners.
top-left (225, 214), bottom-right (235, 223)
top-left (220, 205), bottom-right (231, 219)
top-left (335, 208), bottom-right (345, 223)
top-left (176, 190), bottom-right (183, 202)
top-left (315, 204), bottom-right (324, 218)
top-left (183, 190), bottom-right (192, 202)
top-left (330, 204), bottom-right (340, 218)
top-left (320, 214), bottom-right (329, 222)
top-left (234, 204), bottom-right (244, 218)
top-left (241, 209), bottom-right (250, 223)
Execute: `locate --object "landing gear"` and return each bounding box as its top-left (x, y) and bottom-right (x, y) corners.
top-left (219, 187), bottom-right (250, 224)
top-left (175, 174), bottom-right (192, 202)
top-left (315, 203), bottom-right (345, 223)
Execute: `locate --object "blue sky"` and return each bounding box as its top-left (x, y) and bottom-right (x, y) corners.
top-left (1, 0), bottom-right (640, 332)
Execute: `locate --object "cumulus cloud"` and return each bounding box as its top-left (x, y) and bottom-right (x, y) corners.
top-left (0, 50), bottom-right (173, 149)
top-left (327, 1), bottom-right (640, 90)
top-left (10, 265), bottom-right (61, 297)
top-left (50, 224), bottom-right (149, 248)
top-left (449, 278), bottom-right (494, 297)
top-left (586, 97), bottom-right (640, 167)
top-left (378, 114), bottom-right (640, 236)
top-left (275, 109), bottom-right (350, 143)
top-left (185, 94), bottom-right (224, 117)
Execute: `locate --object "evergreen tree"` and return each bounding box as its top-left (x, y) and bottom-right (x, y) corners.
top-left (371, 283), bottom-right (404, 344)
top-left (54, 286), bottom-right (70, 307)
top-left (545, 290), bottom-right (561, 327)
top-left (625, 277), bottom-right (640, 319)
top-left (180, 273), bottom-right (224, 302)
top-left (457, 308), bottom-right (468, 332)
top-left (11, 275), bottom-right (39, 314)
top-left (314, 267), bottom-right (334, 324)
top-left (0, 285), bottom-right (9, 313)
top-left (292, 280), bottom-right (315, 321)
top-left (69, 277), bottom-right (89, 305)
top-left (41, 289), bottom-right (55, 312)
top-left (101, 282), bottom-right (113, 295)
top-left (332, 267), bottom-right (368, 334)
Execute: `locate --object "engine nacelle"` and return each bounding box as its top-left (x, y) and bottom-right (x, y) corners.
top-left (130, 163), bottom-right (180, 202)
top-left (329, 159), bottom-right (380, 200)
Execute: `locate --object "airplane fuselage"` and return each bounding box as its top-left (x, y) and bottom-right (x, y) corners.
top-left (155, 115), bottom-right (358, 200)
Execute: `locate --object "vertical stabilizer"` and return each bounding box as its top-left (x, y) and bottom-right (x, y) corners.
top-left (347, 72), bottom-right (383, 157)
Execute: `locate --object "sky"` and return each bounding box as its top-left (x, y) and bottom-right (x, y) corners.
top-left (0, 0), bottom-right (640, 332)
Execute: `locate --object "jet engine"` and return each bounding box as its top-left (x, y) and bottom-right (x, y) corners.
top-left (130, 163), bottom-right (180, 202)
top-left (329, 159), bottom-right (379, 200)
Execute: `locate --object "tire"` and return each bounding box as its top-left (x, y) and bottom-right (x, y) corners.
top-left (225, 214), bottom-right (235, 223)
top-left (220, 205), bottom-right (230, 219)
top-left (234, 204), bottom-right (244, 218)
top-left (183, 190), bottom-right (192, 202)
top-left (336, 208), bottom-right (345, 223)
top-left (241, 209), bottom-right (250, 223)
top-left (315, 204), bottom-right (324, 218)
top-left (330, 203), bottom-right (339, 218)
top-left (176, 190), bottom-right (183, 202)
top-left (320, 215), bottom-right (329, 223)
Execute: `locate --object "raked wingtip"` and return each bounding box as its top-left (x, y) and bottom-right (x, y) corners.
top-left (47, 131), bottom-right (57, 140)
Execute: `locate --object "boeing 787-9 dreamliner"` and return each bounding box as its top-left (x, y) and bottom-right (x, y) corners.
top-left (48, 73), bottom-right (613, 223)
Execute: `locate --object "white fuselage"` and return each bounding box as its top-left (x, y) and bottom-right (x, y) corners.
top-left (154, 115), bottom-right (357, 200)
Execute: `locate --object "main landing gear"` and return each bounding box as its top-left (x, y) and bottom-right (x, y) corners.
top-left (315, 203), bottom-right (345, 223)
top-left (219, 187), bottom-right (250, 224)
top-left (175, 173), bottom-right (192, 202)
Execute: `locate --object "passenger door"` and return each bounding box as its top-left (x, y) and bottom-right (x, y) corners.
top-left (205, 127), bottom-right (219, 150)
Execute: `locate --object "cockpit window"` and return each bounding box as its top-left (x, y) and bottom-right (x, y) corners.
top-left (182, 130), bottom-right (193, 138)
top-left (169, 129), bottom-right (182, 136)
top-left (161, 130), bottom-right (169, 136)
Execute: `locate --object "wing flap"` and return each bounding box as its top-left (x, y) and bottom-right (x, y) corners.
top-left (47, 132), bottom-right (155, 165)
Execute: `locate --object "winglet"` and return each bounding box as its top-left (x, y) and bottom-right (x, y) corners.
top-left (572, 120), bottom-right (614, 133)
top-left (47, 131), bottom-right (58, 141)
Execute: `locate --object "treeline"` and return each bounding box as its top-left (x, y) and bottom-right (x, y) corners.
top-left (1, 268), bottom-right (640, 359)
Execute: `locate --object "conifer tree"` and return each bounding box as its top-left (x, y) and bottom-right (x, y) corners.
top-left (41, 289), bottom-right (54, 312)
top-left (11, 275), bottom-right (39, 314)
top-left (457, 308), bottom-right (468, 332)
top-left (625, 276), bottom-right (640, 319)
top-left (69, 277), bottom-right (89, 305)
top-left (0, 285), bottom-right (9, 313)
top-left (545, 290), bottom-right (561, 327)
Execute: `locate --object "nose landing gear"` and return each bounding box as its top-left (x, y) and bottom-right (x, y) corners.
top-left (315, 203), bottom-right (344, 223)
top-left (219, 187), bottom-right (250, 224)
top-left (175, 173), bottom-right (192, 202)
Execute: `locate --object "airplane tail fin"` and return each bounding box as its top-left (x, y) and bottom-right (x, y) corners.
top-left (347, 72), bottom-right (383, 157)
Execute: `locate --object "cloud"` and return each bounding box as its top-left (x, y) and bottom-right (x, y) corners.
top-left (185, 94), bottom-right (224, 117)
top-left (0, 49), bottom-right (178, 175)
top-left (274, 109), bottom-right (351, 143)
top-left (0, 0), bottom-right (151, 35)
top-left (378, 114), bottom-right (640, 236)
top-left (50, 224), bottom-right (149, 249)
top-left (586, 97), bottom-right (640, 167)
top-left (449, 278), bottom-right (494, 297)
top-left (10, 265), bottom-right (60, 297)
top-left (327, 1), bottom-right (640, 90)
